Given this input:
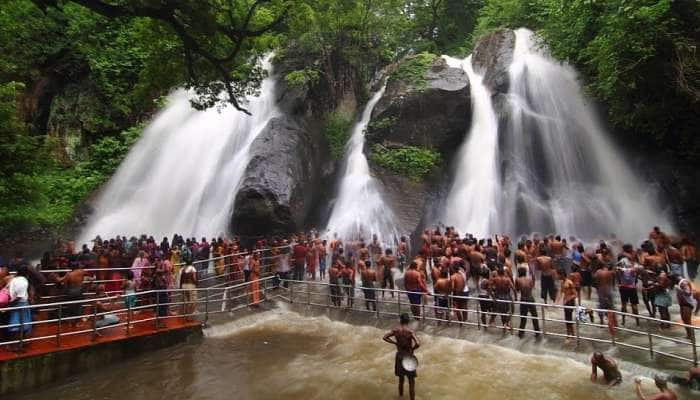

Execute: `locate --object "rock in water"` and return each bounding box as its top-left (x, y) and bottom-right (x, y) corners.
top-left (232, 116), bottom-right (326, 236)
top-left (471, 28), bottom-right (516, 94)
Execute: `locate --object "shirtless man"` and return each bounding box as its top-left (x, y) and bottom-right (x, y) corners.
top-left (379, 249), bottom-right (396, 298)
top-left (515, 266), bottom-right (540, 338)
top-left (490, 268), bottom-right (516, 328)
top-left (404, 261), bottom-right (428, 319)
top-left (59, 263), bottom-right (94, 327)
top-left (536, 245), bottom-right (557, 303)
top-left (433, 268), bottom-right (452, 323)
top-left (634, 375), bottom-right (676, 400)
top-left (383, 313), bottom-right (420, 400)
top-left (340, 261), bottom-right (355, 308)
top-left (360, 260), bottom-right (377, 311)
top-left (368, 235), bottom-right (383, 267)
top-left (450, 261), bottom-right (468, 322)
top-left (397, 236), bottom-right (409, 272)
top-left (358, 242), bottom-right (370, 269)
top-left (591, 352), bottom-right (622, 386)
top-left (551, 235), bottom-right (571, 277)
top-left (594, 264), bottom-right (616, 325)
top-left (468, 243), bottom-right (486, 288)
top-left (558, 273), bottom-right (578, 338)
top-left (329, 257), bottom-right (343, 307)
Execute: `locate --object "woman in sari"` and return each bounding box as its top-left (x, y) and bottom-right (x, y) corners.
top-left (250, 252), bottom-right (261, 306)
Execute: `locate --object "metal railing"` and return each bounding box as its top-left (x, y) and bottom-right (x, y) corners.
top-left (278, 279), bottom-right (700, 366)
top-left (0, 276), bottom-right (280, 352)
top-left (34, 245), bottom-right (290, 300)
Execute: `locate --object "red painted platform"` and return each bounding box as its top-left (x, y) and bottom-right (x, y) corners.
top-left (0, 311), bottom-right (201, 362)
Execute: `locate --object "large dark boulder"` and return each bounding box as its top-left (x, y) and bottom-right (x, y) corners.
top-left (368, 56), bottom-right (470, 156)
top-left (471, 28), bottom-right (516, 94)
top-left (231, 115), bottom-right (331, 236)
top-left (364, 55), bottom-right (471, 236)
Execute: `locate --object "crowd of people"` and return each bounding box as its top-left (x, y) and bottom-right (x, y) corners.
top-left (0, 225), bottom-right (699, 398)
top-left (0, 234), bottom-right (286, 348)
top-left (0, 226), bottom-right (698, 348)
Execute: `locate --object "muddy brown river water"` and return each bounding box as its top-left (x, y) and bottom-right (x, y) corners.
top-left (16, 306), bottom-right (697, 400)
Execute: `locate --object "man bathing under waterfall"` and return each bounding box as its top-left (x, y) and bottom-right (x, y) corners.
top-left (384, 313), bottom-right (420, 400)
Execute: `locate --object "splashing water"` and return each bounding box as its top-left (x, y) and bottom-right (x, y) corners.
top-left (443, 55), bottom-right (501, 238)
top-left (444, 29), bottom-right (672, 241)
top-left (324, 85), bottom-right (399, 247)
top-left (79, 58), bottom-right (279, 244)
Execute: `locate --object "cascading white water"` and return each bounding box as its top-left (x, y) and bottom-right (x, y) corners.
top-left (324, 85), bottom-right (399, 246)
top-left (79, 58), bottom-right (279, 243)
top-left (442, 55), bottom-right (501, 238)
top-left (444, 29), bottom-right (672, 241)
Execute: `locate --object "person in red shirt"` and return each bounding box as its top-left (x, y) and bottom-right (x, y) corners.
top-left (292, 241), bottom-right (308, 281)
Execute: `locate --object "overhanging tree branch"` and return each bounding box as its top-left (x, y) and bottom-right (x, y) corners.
top-left (32, 0), bottom-right (287, 113)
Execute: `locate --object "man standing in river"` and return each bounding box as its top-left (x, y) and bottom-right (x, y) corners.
top-left (383, 313), bottom-right (420, 400)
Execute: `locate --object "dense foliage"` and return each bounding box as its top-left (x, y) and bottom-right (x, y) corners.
top-left (369, 144), bottom-right (442, 180)
top-left (475, 0), bottom-right (700, 158)
top-left (324, 113), bottom-right (354, 160)
top-left (1, 0), bottom-right (698, 233)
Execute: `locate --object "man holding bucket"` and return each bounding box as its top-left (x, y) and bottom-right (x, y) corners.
top-left (383, 313), bottom-right (420, 400)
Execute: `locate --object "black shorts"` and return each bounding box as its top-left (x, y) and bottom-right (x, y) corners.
top-left (436, 297), bottom-right (448, 308)
top-left (479, 295), bottom-right (492, 312)
top-left (619, 287), bottom-right (639, 305)
top-left (580, 269), bottom-right (593, 287)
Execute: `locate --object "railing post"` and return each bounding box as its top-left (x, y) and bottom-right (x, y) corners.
top-left (646, 319), bottom-right (654, 360)
top-left (575, 312), bottom-right (580, 347)
top-left (692, 327), bottom-right (698, 367)
top-left (307, 282), bottom-right (311, 305)
top-left (476, 299), bottom-right (482, 331)
top-left (18, 304), bottom-right (25, 351)
top-left (447, 295), bottom-right (452, 325)
top-left (155, 291), bottom-right (160, 329)
top-left (92, 300), bottom-right (98, 341)
top-left (509, 300), bottom-right (514, 335)
top-left (540, 305), bottom-right (546, 337)
top-left (610, 313), bottom-right (616, 346)
top-left (290, 282), bottom-right (294, 304)
top-left (56, 306), bottom-right (62, 347)
top-left (396, 290), bottom-right (401, 316)
top-left (204, 288), bottom-right (210, 326)
top-left (126, 299), bottom-right (131, 336)
top-left (375, 288), bottom-right (380, 318)
top-left (326, 283), bottom-right (331, 309)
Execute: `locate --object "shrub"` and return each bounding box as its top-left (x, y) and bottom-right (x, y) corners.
top-left (369, 144), bottom-right (441, 180)
top-left (389, 52), bottom-right (438, 91)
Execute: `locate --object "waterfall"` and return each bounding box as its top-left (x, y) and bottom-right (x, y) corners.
top-left (79, 57), bottom-right (279, 243)
top-left (324, 85), bottom-right (399, 246)
top-left (442, 55), bottom-right (501, 238)
top-left (444, 29), bottom-right (672, 241)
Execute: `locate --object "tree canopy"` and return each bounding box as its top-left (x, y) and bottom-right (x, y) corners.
top-left (0, 0), bottom-right (698, 232)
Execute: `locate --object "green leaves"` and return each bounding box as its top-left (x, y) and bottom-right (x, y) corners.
top-left (369, 144), bottom-right (441, 180)
top-left (324, 113), bottom-right (353, 160)
top-left (389, 52), bottom-right (438, 91)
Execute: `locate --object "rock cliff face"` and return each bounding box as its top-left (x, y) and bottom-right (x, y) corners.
top-left (471, 28), bottom-right (515, 94)
top-left (366, 56), bottom-right (471, 236)
top-left (230, 73), bottom-right (338, 238)
top-left (231, 115), bottom-right (330, 236)
top-left (369, 56), bottom-right (470, 156)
